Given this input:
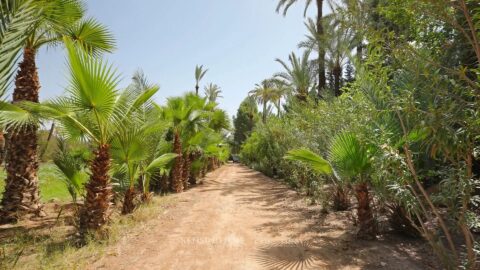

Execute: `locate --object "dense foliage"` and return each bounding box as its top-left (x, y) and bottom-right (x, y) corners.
top-left (237, 0), bottom-right (480, 268)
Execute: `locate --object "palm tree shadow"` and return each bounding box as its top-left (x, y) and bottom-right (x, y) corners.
top-left (252, 240), bottom-right (325, 270)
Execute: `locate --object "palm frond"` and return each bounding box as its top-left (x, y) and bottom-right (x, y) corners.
top-left (284, 148), bottom-right (333, 175)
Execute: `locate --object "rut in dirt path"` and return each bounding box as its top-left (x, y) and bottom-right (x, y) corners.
top-left (93, 164), bottom-right (434, 270)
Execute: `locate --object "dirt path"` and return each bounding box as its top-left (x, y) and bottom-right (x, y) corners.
top-left (93, 164), bottom-right (435, 270)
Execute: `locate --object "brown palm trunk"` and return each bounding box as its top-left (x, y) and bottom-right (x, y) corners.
top-left (79, 144), bottom-right (113, 237)
top-left (121, 186), bottom-right (136, 215)
top-left (160, 173), bottom-right (169, 193)
top-left (0, 131), bottom-right (5, 166)
top-left (189, 152), bottom-right (198, 185)
top-left (172, 131), bottom-right (183, 193)
top-left (316, 0), bottom-right (326, 97)
top-left (0, 48), bottom-right (43, 223)
top-left (354, 182), bottom-right (376, 239)
top-left (182, 151), bottom-right (191, 190)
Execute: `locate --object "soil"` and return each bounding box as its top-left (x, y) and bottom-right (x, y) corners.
top-left (91, 164), bottom-right (438, 270)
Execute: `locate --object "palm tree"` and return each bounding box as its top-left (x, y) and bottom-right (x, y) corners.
top-left (300, 17), bottom-right (354, 96)
top-left (275, 51), bottom-right (314, 101)
top-left (249, 80), bottom-right (276, 123)
top-left (0, 0), bottom-right (38, 168)
top-left (270, 79), bottom-right (289, 116)
top-left (161, 94), bottom-right (204, 192)
top-left (1, 0), bottom-right (115, 223)
top-left (285, 132), bottom-right (376, 239)
top-left (204, 83), bottom-right (223, 103)
top-left (276, 0), bottom-right (325, 96)
top-left (1, 40), bottom-right (156, 237)
top-left (195, 65), bottom-right (208, 95)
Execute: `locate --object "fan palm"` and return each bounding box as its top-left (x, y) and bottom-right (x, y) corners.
top-left (204, 83), bottom-right (223, 103)
top-left (276, 0), bottom-right (325, 96)
top-left (0, 0), bottom-right (38, 168)
top-left (329, 132), bottom-right (376, 239)
top-left (249, 80), bottom-right (276, 123)
top-left (1, 40), bottom-right (156, 237)
top-left (1, 0), bottom-right (115, 223)
top-left (161, 94), bottom-right (205, 192)
top-left (275, 51), bottom-right (314, 101)
top-left (285, 133), bottom-right (376, 239)
top-left (194, 65), bottom-right (208, 95)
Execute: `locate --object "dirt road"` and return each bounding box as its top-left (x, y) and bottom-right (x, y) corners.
top-left (93, 164), bottom-right (434, 270)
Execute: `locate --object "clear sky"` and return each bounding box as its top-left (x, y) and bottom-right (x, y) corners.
top-left (35, 0), bottom-right (318, 118)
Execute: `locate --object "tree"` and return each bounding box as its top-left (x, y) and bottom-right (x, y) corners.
top-left (1, 40), bottom-right (156, 237)
top-left (194, 65), bottom-right (208, 95)
top-left (249, 80), bottom-right (276, 123)
top-left (1, 0), bottom-right (115, 223)
top-left (276, 0), bottom-right (325, 96)
top-left (275, 51), bottom-right (314, 101)
top-left (204, 83), bottom-right (223, 103)
top-left (299, 17), bottom-right (353, 96)
top-left (285, 132), bottom-right (376, 239)
top-left (233, 97), bottom-right (258, 152)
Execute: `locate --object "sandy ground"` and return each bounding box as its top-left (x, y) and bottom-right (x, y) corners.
top-left (92, 164), bottom-right (436, 270)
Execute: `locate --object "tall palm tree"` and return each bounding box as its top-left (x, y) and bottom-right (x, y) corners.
top-left (300, 17), bottom-right (354, 96)
top-left (0, 0), bottom-right (38, 168)
top-left (249, 80), bottom-right (276, 123)
top-left (270, 79), bottom-right (289, 116)
top-left (1, 0), bottom-right (115, 223)
top-left (275, 51), bottom-right (314, 101)
top-left (277, 0), bottom-right (325, 96)
top-left (194, 65), bottom-right (208, 95)
top-left (204, 83), bottom-right (223, 103)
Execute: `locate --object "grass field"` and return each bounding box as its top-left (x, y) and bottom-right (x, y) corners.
top-left (0, 163), bottom-right (73, 202)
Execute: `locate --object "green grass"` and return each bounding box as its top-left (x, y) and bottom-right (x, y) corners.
top-left (0, 163), bottom-right (73, 202)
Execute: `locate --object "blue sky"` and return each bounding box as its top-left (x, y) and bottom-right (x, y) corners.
top-left (35, 0), bottom-right (318, 118)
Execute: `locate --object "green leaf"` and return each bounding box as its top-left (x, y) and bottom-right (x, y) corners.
top-left (146, 153), bottom-right (178, 172)
top-left (284, 148), bottom-right (333, 175)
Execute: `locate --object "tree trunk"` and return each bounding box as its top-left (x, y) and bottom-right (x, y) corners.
top-left (121, 186), bottom-right (136, 215)
top-left (188, 152), bottom-right (198, 186)
top-left (333, 63), bottom-right (342, 97)
top-left (333, 186), bottom-right (350, 211)
top-left (195, 85), bottom-right (199, 95)
top-left (40, 122), bottom-right (55, 160)
top-left (172, 131), bottom-right (184, 193)
top-left (0, 48), bottom-right (43, 223)
top-left (160, 173), bottom-right (169, 194)
top-left (316, 0), bottom-right (326, 97)
top-left (354, 182), bottom-right (376, 239)
top-left (357, 44), bottom-right (363, 63)
top-left (0, 131), bottom-right (5, 166)
top-left (79, 144), bottom-right (113, 238)
top-left (182, 151), bottom-right (191, 190)
top-left (262, 101), bottom-right (267, 123)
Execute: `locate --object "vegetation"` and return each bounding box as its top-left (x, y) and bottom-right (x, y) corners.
top-left (0, 0), bottom-right (479, 269)
top-left (237, 0), bottom-right (480, 269)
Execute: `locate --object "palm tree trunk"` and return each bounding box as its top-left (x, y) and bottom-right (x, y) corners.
top-left (0, 48), bottom-right (43, 223)
top-left (79, 144), bottom-right (113, 237)
top-left (354, 182), bottom-right (376, 239)
top-left (316, 0), bottom-right (326, 97)
top-left (333, 63), bottom-right (342, 97)
top-left (189, 152), bottom-right (198, 185)
top-left (182, 151), bottom-right (191, 190)
top-left (195, 85), bottom-right (199, 95)
top-left (172, 131), bottom-right (184, 193)
top-left (121, 186), bottom-right (136, 215)
top-left (0, 130), bottom-right (5, 166)
top-left (262, 101), bottom-right (267, 123)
